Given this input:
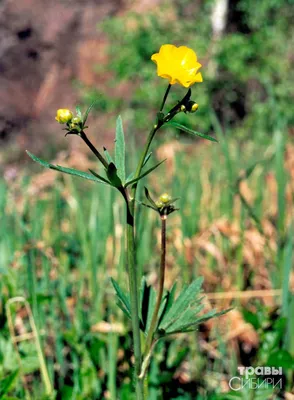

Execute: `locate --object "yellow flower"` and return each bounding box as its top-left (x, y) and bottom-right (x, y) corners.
top-left (151, 44), bottom-right (203, 88)
top-left (159, 193), bottom-right (171, 204)
top-left (55, 109), bottom-right (73, 124)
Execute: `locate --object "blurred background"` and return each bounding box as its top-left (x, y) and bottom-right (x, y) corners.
top-left (0, 0), bottom-right (294, 399)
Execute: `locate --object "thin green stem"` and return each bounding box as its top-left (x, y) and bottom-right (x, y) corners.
top-left (142, 215), bottom-right (166, 375)
top-left (79, 131), bottom-right (109, 169)
top-left (126, 219), bottom-right (144, 399)
top-left (125, 84), bottom-right (171, 399)
top-left (131, 83), bottom-right (172, 203)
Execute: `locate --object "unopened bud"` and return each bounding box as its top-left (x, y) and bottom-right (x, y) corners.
top-left (156, 201), bottom-right (164, 208)
top-left (159, 193), bottom-right (171, 204)
top-left (55, 109), bottom-right (73, 124)
top-left (69, 116), bottom-right (82, 130)
top-left (186, 101), bottom-right (199, 113)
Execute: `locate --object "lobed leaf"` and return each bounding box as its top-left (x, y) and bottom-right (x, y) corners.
top-left (159, 277), bottom-right (204, 331)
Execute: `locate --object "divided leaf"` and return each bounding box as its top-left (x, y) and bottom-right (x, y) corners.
top-left (115, 116), bottom-right (126, 182)
top-left (111, 278), bottom-right (131, 320)
top-left (159, 277), bottom-right (204, 331)
top-left (26, 151), bottom-right (109, 185)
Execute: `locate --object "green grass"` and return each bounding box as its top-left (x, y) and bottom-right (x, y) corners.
top-left (0, 129), bottom-right (293, 399)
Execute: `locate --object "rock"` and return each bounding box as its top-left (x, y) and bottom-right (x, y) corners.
top-left (0, 0), bottom-right (120, 151)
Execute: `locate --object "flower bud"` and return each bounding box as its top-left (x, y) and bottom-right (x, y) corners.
top-left (156, 200), bottom-right (164, 208)
top-left (159, 193), bottom-right (171, 204)
top-left (186, 101), bottom-right (199, 113)
top-left (55, 109), bottom-right (73, 124)
top-left (69, 116), bottom-right (82, 130)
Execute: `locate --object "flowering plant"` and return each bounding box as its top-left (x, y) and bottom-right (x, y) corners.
top-left (27, 44), bottom-right (228, 399)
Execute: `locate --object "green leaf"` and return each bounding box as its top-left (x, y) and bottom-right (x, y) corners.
top-left (159, 277), bottom-right (204, 331)
top-left (143, 152), bottom-right (152, 167)
top-left (0, 370), bottom-right (19, 399)
top-left (106, 163), bottom-right (123, 188)
top-left (144, 187), bottom-right (158, 209)
top-left (267, 349), bottom-right (294, 370)
top-left (83, 100), bottom-right (96, 124)
top-left (156, 279), bottom-right (231, 335)
top-left (125, 172), bottom-right (135, 184)
top-left (103, 147), bottom-right (114, 164)
top-left (26, 151), bottom-right (108, 185)
top-left (167, 121), bottom-right (218, 142)
top-left (124, 159), bottom-right (166, 188)
top-left (111, 278), bottom-right (131, 320)
top-left (88, 169), bottom-right (111, 185)
top-left (140, 279), bottom-right (155, 333)
top-left (75, 105), bottom-right (83, 119)
top-left (174, 308), bottom-right (231, 334)
top-left (158, 283), bottom-right (177, 327)
top-left (140, 278), bottom-right (168, 334)
top-left (115, 116), bottom-right (125, 182)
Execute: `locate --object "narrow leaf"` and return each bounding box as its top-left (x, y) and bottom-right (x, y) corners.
top-left (106, 163), bottom-right (122, 188)
top-left (88, 169), bottom-right (111, 184)
top-left (125, 172), bottom-right (135, 184)
top-left (167, 121), bottom-right (218, 142)
top-left (115, 116), bottom-right (126, 182)
top-left (83, 100), bottom-right (97, 124)
top-left (157, 283), bottom-right (177, 328)
top-left (143, 152), bottom-right (152, 167)
top-left (125, 159), bottom-right (166, 188)
top-left (103, 147), bottom-right (114, 164)
top-left (170, 308), bottom-right (231, 334)
top-left (111, 278), bottom-right (131, 320)
top-left (26, 151), bottom-right (108, 185)
top-left (144, 187), bottom-right (158, 209)
top-left (75, 105), bottom-right (82, 119)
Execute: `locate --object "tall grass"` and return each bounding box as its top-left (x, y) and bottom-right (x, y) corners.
top-left (0, 128), bottom-right (293, 399)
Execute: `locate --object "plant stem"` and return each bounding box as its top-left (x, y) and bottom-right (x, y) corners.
top-left (79, 131), bottom-right (109, 169)
top-left (126, 216), bottom-right (145, 399)
top-left (159, 84), bottom-right (171, 112)
top-left (131, 83), bottom-right (172, 200)
top-left (142, 215), bottom-right (167, 371)
top-left (125, 84), bottom-right (171, 399)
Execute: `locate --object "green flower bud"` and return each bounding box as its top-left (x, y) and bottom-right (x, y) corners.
top-left (159, 193), bottom-right (171, 204)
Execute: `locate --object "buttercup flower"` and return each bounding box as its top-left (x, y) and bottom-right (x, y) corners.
top-left (151, 44), bottom-right (203, 88)
top-left (55, 109), bottom-right (73, 124)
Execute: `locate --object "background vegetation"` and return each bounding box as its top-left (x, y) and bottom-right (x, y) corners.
top-left (0, 0), bottom-right (293, 399)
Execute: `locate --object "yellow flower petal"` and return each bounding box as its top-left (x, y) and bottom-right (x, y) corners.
top-left (151, 44), bottom-right (203, 88)
top-left (55, 109), bottom-right (73, 124)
